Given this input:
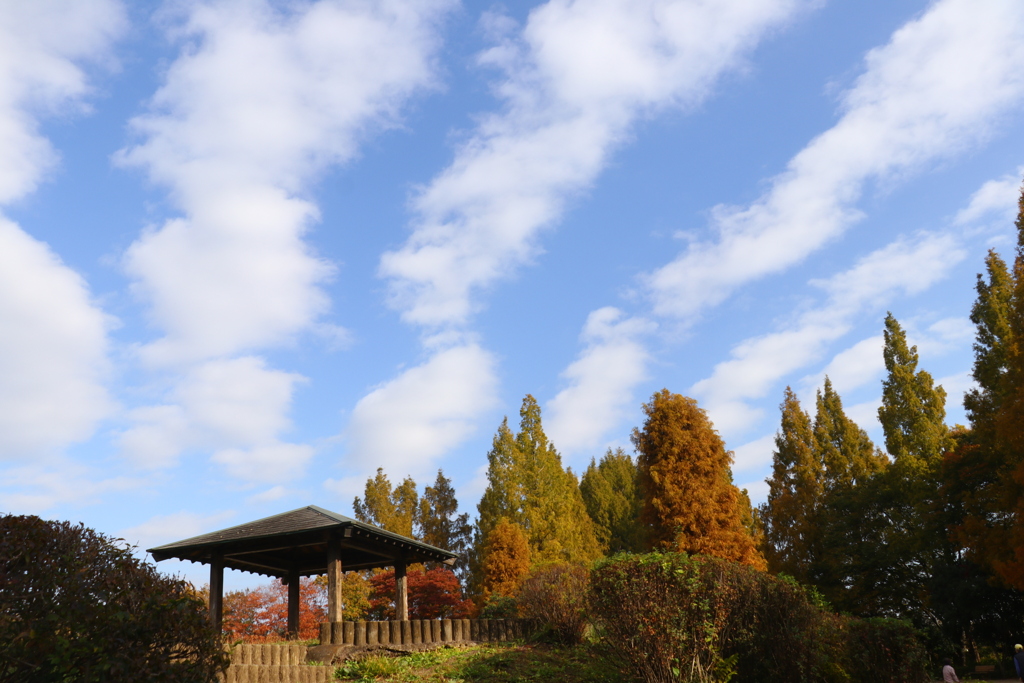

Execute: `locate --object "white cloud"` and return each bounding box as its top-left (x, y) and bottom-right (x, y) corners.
top-left (346, 344), bottom-right (499, 477)
top-left (119, 509), bottom-right (236, 553)
top-left (732, 433), bottom-right (774, 475)
top-left (647, 0), bottom-right (1024, 320)
top-left (0, 219), bottom-right (114, 457)
top-left (0, 0), bottom-right (125, 202)
top-left (955, 167), bottom-right (1023, 226)
top-left (381, 0), bottom-right (812, 328)
top-left (119, 357), bottom-right (312, 479)
top-left (738, 478), bottom-right (770, 507)
top-left (693, 232), bottom-right (965, 435)
top-left (0, 3), bottom-right (122, 458)
top-left (0, 460), bottom-right (140, 514)
top-left (117, 0), bottom-right (453, 363)
top-left (816, 335), bottom-right (884, 397)
top-left (545, 308), bottom-right (654, 458)
top-left (844, 398), bottom-right (882, 434)
top-left (935, 370), bottom-right (975, 416)
top-left (117, 0), bottom-right (453, 482)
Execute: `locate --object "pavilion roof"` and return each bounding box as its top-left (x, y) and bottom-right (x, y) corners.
top-left (147, 505), bottom-right (456, 578)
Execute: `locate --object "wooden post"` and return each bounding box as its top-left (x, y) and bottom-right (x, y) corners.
top-left (286, 569), bottom-right (300, 638)
top-left (209, 551), bottom-right (224, 632)
top-left (327, 535), bottom-right (343, 623)
top-left (395, 560), bottom-right (408, 621)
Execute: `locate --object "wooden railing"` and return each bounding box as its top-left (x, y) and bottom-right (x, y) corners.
top-left (317, 618), bottom-right (534, 646)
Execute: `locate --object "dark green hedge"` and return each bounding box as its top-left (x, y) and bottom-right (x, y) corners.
top-left (0, 514), bottom-right (228, 683)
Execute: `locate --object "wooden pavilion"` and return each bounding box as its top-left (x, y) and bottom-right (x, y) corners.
top-left (147, 505), bottom-right (457, 635)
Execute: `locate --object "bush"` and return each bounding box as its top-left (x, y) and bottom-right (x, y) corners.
top-left (590, 553), bottom-right (927, 683)
top-left (479, 594), bottom-right (518, 619)
top-left (0, 514), bottom-right (228, 682)
top-left (844, 617), bottom-right (928, 683)
top-left (516, 563), bottom-right (590, 644)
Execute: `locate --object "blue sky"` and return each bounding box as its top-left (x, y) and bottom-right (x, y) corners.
top-left (2, 0), bottom-right (1024, 590)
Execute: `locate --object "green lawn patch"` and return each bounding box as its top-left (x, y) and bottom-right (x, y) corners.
top-left (333, 642), bottom-right (632, 682)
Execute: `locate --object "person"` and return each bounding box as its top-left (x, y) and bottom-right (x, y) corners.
top-left (1014, 643), bottom-right (1024, 681)
top-left (942, 658), bottom-right (960, 683)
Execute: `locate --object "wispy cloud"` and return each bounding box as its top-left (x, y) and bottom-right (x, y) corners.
top-left (955, 166), bottom-right (1024, 226)
top-left (118, 357), bottom-right (312, 480)
top-left (545, 308), bottom-right (654, 459)
top-left (0, 1), bottom-right (124, 459)
top-left (381, 0), bottom-right (814, 328)
top-left (344, 343), bottom-right (499, 479)
top-left (646, 0), bottom-right (1024, 321)
top-left (119, 0), bottom-right (452, 364)
top-left (115, 0), bottom-right (453, 479)
top-left (692, 232), bottom-right (965, 435)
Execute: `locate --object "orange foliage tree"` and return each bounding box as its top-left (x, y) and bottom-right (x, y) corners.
top-left (632, 389), bottom-right (766, 570)
top-left (222, 577), bottom-right (326, 642)
top-left (480, 518), bottom-right (531, 604)
top-left (368, 566), bottom-right (471, 620)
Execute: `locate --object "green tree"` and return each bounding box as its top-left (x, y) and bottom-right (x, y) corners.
top-left (878, 313), bottom-right (952, 475)
top-left (580, 447), bottom-right (644, 554)
top-left (352, 468), bottom-right (419, 537)
top-left (633, 389), bottom-right (766, 569)
top-left (475, 396), bottom-right (602, 568)
top-left (761, 387), bottom-right (821, 581)
top-left (419, 469), bottom-right (473, 581)
top-left (815, 377), bottom-right (887, 490)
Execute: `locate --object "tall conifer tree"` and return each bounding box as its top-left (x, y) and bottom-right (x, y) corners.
top-left (580, 447), bottom-right (644, 554)
top-left (761, 387), bottom-right (820, 580)
top-left (633, 389), bottom-right (765, 569)
top-left (815, 377), bottom-right (886, 489)
top-left (474, 396), bottom-right (601, 571)
top-left (353, 468), bottom-right (419, 537)
top-left (420, 469), bottom-right (473, 581)
top-left (878, 313), bottom-right (952, 474)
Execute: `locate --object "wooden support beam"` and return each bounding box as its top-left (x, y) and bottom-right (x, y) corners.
top-left (287, 569), bottom-right (300, 638)
top-left (327, 535), bottom-right (343, 623)
top-left (395, 560), bottom-right (408, 621)
top-left (209, 551), bottom-right (224, 632)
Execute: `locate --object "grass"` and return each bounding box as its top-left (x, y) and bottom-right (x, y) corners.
top-left (332, 642), bottom-right (632, 682)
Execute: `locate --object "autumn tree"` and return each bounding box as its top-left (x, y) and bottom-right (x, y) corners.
top-left (368, 566), bottom-right (471, 620)
top-left (474, 395), bottom-right (602, 570)
top-left (222, 577), bottom-right (326, 642)
top-left (353, 468), bottom-right (419, 537)
top-left (580, 447), bottom-right (644, 554)
top-left (633, 389), bottom-right (765, 569)
top-left (480, 518), bottom-right (531, 604)
top-left (953, 184), bottom-right (1024, 589)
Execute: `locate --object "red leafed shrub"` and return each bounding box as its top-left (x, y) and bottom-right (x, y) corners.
top-left (516, 563), bottom-right (590, 644)
top-left (369, 566), bottom-right (472, 620)
top-left (0, 514), bottom-right (227, 683)
top-left (222, 577), bottom-right (326, 642)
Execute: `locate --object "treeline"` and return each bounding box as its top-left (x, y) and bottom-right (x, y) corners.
top-left (350, 391), bottom-right (767, 617)
top-left (760, 188), bottom-right (1024, 661)
top-left (236, 188), bottom-right (1024, 666)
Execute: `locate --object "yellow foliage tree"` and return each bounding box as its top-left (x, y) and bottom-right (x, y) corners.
top-left (632, 389), bottom-right (766, 570)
